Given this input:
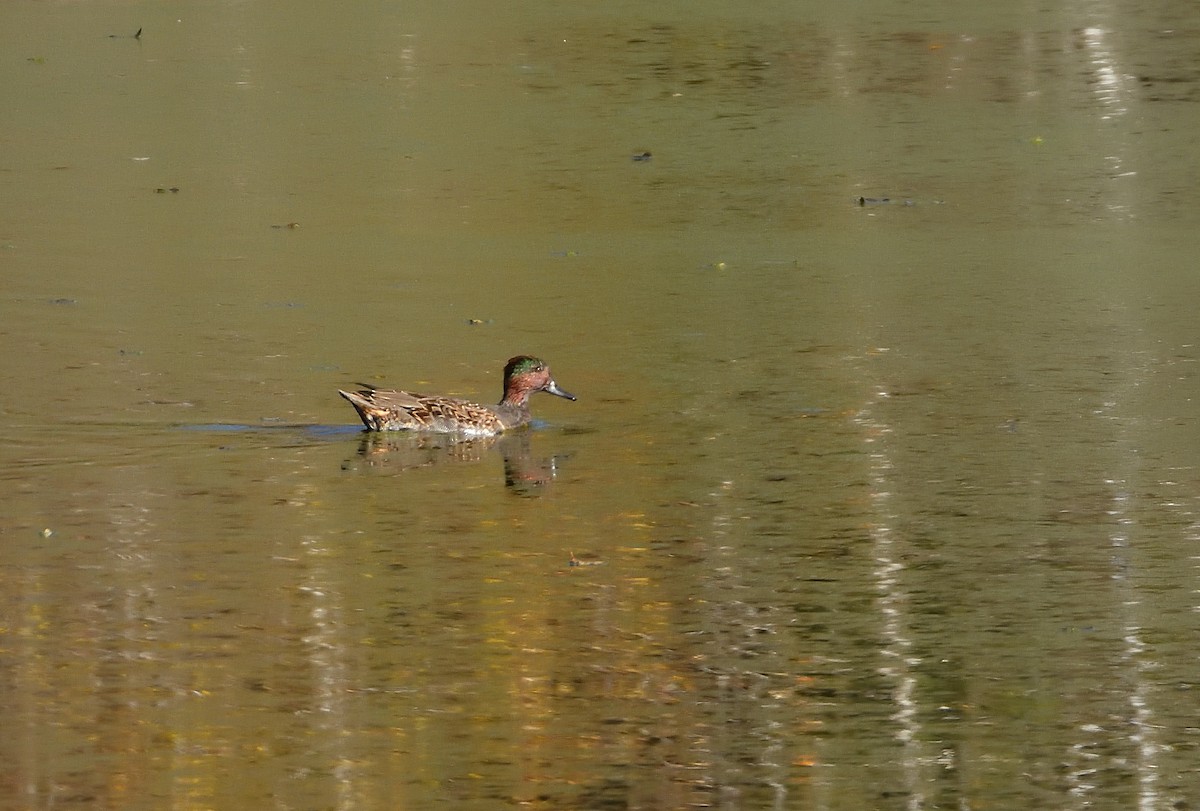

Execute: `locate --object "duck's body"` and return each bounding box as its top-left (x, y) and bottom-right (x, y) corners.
top-left (338, 356), bottom-right (575, 436)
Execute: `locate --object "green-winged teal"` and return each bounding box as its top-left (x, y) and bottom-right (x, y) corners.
top-left (339, 355), bottom-right (575, 436)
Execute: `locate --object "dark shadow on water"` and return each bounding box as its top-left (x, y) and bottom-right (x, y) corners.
top-left (179, 422), bottom-right (363, 439)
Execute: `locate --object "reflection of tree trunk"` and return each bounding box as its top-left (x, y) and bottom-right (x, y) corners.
top-left (854, 384), bottom-right (930, 807)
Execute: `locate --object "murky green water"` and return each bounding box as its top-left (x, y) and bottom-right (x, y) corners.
top-left (4, 1), bottom-right (1200, 809)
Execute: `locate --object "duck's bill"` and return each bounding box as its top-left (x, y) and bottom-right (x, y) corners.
top-left (546, 380), bottom-right (577, 401)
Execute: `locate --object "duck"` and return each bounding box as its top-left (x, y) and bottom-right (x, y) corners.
top-left (338, 355), bottom-right (575, 436)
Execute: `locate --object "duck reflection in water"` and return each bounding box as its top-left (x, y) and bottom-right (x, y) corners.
top-left (344, 430), bottom-right (568, 494)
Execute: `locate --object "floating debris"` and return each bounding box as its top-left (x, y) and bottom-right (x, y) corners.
top-left (858, 196), bottom-right (915, 206)
top-left (107, 27), bottom-right (142, 40)
top-left (631, 151), bottom-right (652, 162)
top-left (857, 196), bottom-right (944, 207)
top-left (269, 222), bottom-right (300, 229)
top-left (154, 186), bottom-right (180, 194)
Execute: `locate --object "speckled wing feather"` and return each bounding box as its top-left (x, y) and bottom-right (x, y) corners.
top-left (339, 389), bottom-right (505, 434)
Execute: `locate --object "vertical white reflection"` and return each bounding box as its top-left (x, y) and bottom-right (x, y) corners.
top-left (1073, 23), bottom-right (1137, 219)
top-left (1103, 472), bottom-right (1160, 811)
top-left (1078, 27), bottom-right (1129, 119)
top-left (853, 380), bottom-right (927, 809)
top-left (1087, 328), bottom-right (1160, 811)
top-left (298, 534), bottom-right (356, 811)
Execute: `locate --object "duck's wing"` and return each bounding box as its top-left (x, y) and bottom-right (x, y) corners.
top-left (339, 388), bottom-right (425, 430)
top-left (339, 389), bottom-right (503, 434)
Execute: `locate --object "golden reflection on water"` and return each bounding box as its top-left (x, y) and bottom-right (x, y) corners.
top-left (5, 1), bottom-right (1200, 810)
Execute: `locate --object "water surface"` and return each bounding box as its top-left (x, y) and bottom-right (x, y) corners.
top-left (3, 1), bottom-right (1200, 809)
